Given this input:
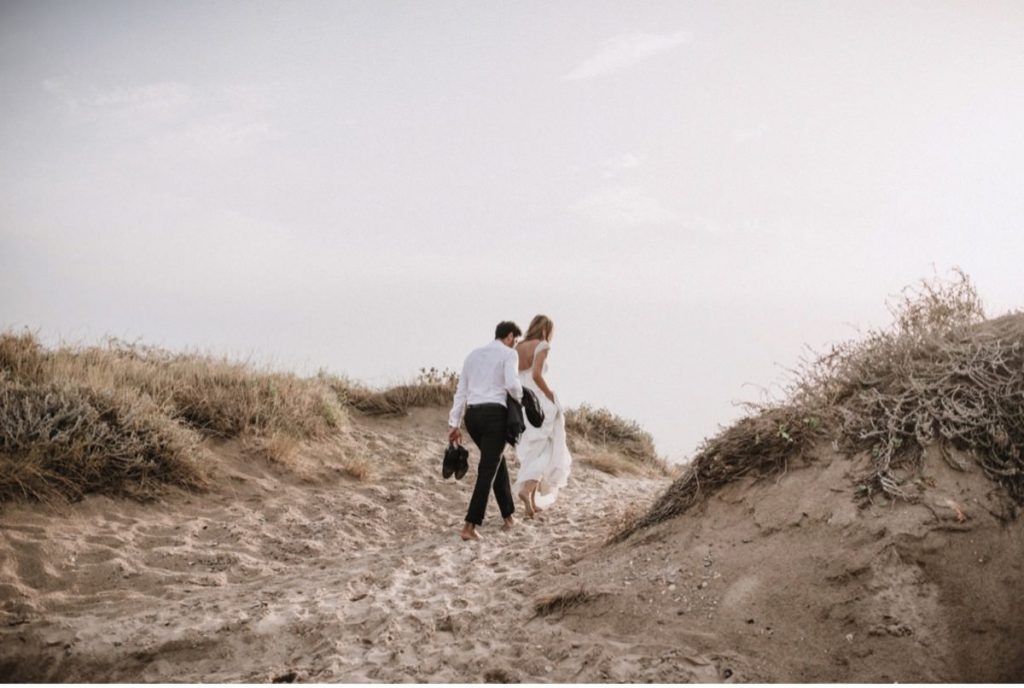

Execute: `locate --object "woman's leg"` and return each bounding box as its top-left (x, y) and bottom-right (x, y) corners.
top-left (518, 479), bottom-right (538, 518)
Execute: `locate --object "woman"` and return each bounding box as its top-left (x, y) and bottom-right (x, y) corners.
top-left (513, 314), bottom-right (573, 518)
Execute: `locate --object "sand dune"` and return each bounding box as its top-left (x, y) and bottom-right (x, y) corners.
top-left (548, 444), bottom-right (1024, 682)
top-left (4, 412), bottom-right (1023, 682)
top-left (6, 277), bottom-right (1022, 682)
top-left (1, 407), bottom-right (703, 683)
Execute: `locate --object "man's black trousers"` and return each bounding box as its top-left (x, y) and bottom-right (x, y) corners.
top-left (464, 404), bottom-right (515, 525)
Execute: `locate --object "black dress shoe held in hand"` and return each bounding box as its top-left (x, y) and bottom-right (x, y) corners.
top-left (442, 442), bottom-right (458, 479)
top-left (453, 444), bottom-right (469, 480)
top-left (443, 442), bottom-right (469, 480)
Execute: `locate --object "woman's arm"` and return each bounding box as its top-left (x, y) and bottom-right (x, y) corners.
top-left (532, 347), bottom-right (555, 402)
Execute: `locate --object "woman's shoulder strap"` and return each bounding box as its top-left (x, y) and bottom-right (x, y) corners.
top-left (535, 340), bottom-right (551, 354)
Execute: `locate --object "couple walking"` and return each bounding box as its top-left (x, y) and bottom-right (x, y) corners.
top-left (447, 315), bottom-right (573, 541)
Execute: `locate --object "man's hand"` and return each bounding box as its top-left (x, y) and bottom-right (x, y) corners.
top-left (448, 426), bottom-right (462, 444)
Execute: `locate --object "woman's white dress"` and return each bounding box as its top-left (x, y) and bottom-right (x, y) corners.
top-left (513, 341), bottom-right (572, 510)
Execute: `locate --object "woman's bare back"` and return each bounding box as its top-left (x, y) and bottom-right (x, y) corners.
top-left (516, 340), bottom-right (541, 372)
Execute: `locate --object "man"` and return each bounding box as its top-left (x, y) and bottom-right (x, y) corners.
top-left (448, 321), bottom-right (524, 541)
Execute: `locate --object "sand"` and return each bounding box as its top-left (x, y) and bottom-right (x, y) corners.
top-left (549, 444), bottom-right (1024, 682)
top-left (0, 407), bottom-right (701, 682)
top-left (4, 406), bottom-right (1023, 682)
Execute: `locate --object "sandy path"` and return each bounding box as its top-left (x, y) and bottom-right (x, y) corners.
top-left (1, 408), bottom-right (710, 682)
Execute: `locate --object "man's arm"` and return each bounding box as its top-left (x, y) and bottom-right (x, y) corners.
top-left (504, 349), bottom-right (523, 402)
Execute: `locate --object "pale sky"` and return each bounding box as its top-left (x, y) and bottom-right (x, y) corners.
top-left (2, 1), bottom-right (1023, 462)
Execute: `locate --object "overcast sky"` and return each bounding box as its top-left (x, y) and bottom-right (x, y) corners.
top-left (2, 1), bottom-right (1023, 461)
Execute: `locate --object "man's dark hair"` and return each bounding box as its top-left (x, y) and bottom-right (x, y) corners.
top-left (495, 321), bottom-right (522, 340)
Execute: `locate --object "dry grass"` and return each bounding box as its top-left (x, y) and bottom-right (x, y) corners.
top-left (335, 383), bottom-right (454, 416)
top-left (616, 406), bottom-right (823, 540)
top-left (254, 431), bottom-right (301, 465)
top-left (0, 378), bottom-right (207, 502)
top-left (0, 334), bottom-right (345, 439)
top-left (581, 450), bottom-right (649, 477)
top-left (791, 269), bottom-right (1023, 501)
top-left (325, 367), bottom-right (458, 417)
top-left (619, 270), bottom-right (1024, 540)
top-left (337, 453), bottom-right (374, 481)
top-left (566, 404), bottom-right (668, 476)
top-left (532, 586), bottom-right (607, 618)
top-left (605, 502), bottom-right (645, 544)
top-left (0, 333), bottom-right (345, 502)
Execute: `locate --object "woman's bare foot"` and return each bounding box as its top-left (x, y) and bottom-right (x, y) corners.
top-left (518, 488), bottom-right (536, 519)
top-left (501, 516), bottom-right (516, 531)
top-left (461, 523), bottom-right (481, 541)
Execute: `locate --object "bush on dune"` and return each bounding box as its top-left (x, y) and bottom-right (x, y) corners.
top-left (620, 269), bottom-right (1024, 540)
top-left (0, 378), bottom-right (206, 502)
top-left (326, 367), bottom-right (459, 416)
top-left (0, 334), bottom-right (345, 502)
top-left (566, 404), bottom-right (667, 476)
top-left (36, 338), bottom-right (343, 438)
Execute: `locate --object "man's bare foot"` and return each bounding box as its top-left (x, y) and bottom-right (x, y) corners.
top-left (501, 516), bottom-right (516, 531)
top-left (518, 489), bottom-right (536, 519)
top-left (461, 524), bottom-right (481, 541)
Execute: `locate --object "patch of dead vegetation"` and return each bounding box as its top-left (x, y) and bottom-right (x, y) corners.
top-left (532, 586), bottom-right (608, 618)
top-left (581, 450), bottom-right (649, 477)
top-left (0, 378), bottom-right (207, 502)
top-left (567, 405), bottom-right (667, 476)
top-left (619, 269), bottom-right (1024, 540)
top-left (337, 452), bottom-right (375, 482)
top-left (328, 367), bottom-right (457, 417)
top-left (252, 431), bottom-right (301, 466)
top-left (0, 334), bottom-right (343, 502)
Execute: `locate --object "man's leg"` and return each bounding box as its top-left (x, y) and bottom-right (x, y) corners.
top-left (492, 454), bottom-right (515, 520)
top-left (464, 406), bottom-right (508, 526)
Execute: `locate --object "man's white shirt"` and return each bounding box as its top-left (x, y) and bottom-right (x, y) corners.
top-left (448, 339), bottom-right (523, 428)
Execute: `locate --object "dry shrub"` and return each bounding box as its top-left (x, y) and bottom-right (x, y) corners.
top-left (338, 453), bottom-right (374, 481)
top-left (566, 404), bottom-right (667, 475)
top-left (328, 367), bottom-right (457, 416)
top-left (255, 431), bottom-right (300, 465)
top-left (0, 333), bottom-right (347, 503)
top-left (582, 450), bottom-right (648, 477)
top-left (606, 502), bottom-right (644, 544)
top-left (92, 343), bottom-right (342, 438)
top-left (533, 587), bottom-right (607, 618)
top-left (1, 334), bottom-right (344, 439)
top-left (617, 406), bottom-right (823, 540)
top-left (336, 382), bottom-right (453, 416)
top-left (0, 331), bottom-right (49, 382)
top-left (792, 269), bottom-right (1022, 501)
top-left (0, 379), bottom-right (206, 502)
top-left (620, 269), bottom-right (1024, 540)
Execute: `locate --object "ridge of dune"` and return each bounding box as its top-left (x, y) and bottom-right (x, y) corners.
top-left (0, 406), bottom-right (692, 683)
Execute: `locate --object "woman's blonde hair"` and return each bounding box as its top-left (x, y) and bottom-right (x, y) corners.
top-left (523, 314), bottom-right (554, 342)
